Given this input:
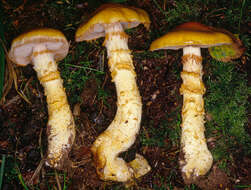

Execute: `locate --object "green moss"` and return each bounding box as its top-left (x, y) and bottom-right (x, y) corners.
top-left (205, 60), bottom-right (251, 161)
top-left (60, 43), bottom-right (105, 104)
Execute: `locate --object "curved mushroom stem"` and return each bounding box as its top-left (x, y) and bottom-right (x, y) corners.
top-left (179, 46), bottom-right (213, 182)
top-left (32, 44), bottom-right (75, 169)
top-left (91, 23), bottom-right (150, 182)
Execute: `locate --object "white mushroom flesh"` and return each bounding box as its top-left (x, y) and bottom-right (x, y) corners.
top-left (91, 23), bottom-right (150, 182)
top-left (179, 46), bottom-right (213, 180)
top-left (32, 44), bottom-right (75, 169)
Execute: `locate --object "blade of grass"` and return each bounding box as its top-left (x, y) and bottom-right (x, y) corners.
top-left (234, 185), bottom-right (251, 188)
top-left (15, 164), bottom-right (29, 190)
top-left (0, 154), bottom-right (6, 190)
top-left (65, 63), bottom-right (104, 74)
top-left (238, 0), bottom-right (246, 32)
top-left (0, 20), bottom-right (5, 100)
top-left (63, 172), bottom-right (67, 190)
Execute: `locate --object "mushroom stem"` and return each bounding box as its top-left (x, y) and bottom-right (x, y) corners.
top-left (179, 46), bottom-right (213, 181)
top-left (91, 23), bottom-right (150, 182)
top-left (32, 44), bottom-right (75, 169)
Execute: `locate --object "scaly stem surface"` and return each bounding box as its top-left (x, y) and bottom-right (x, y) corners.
top-left (179, 46), bottom-right (213, 182)
top-left (32, 44), bottom-right (75, 169)
top-left (91, 23), bottom-right (150, 182)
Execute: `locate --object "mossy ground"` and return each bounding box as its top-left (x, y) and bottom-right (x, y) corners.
top-left (0, 0), bottom-right (250, 189)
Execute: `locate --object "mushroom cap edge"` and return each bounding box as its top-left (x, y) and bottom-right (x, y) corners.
top-left (75, 3), bottom-right (150, 42)
top-left (9, 28), bottom-right (69, 66)
top-left (150, 22), bottom-right (234, 51)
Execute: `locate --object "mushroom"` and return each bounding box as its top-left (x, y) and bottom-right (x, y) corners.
top-left (150, 22), bottom-right (235, 182)
top-left (75, 4), bottom-right (151, 182)
top-left (9, 28), bottom-right (75, 169)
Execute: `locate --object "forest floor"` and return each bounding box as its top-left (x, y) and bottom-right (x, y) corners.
top-left (0, 0), bottom-right (250, 189)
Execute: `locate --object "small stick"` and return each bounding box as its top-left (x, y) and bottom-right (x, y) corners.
top-left (55, 170), bottom-right (62, 190)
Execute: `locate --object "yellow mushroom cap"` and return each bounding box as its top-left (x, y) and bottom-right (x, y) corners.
top-left (150, 22), bottom-right (234, 51)
top-left (75, 3), bottom-right (150, 42)
top-left (9, 28), bottom-right (69, 66)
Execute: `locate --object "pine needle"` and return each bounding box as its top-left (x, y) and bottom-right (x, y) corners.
top-left (0, 39), bottom-right (31, 105)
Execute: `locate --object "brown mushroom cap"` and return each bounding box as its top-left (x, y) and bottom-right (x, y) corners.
top-left (75, 3), bottom-right (150, 42)
top-left (150, 22), bottom-right (234, 51)
top-left (9, 28), bottom-right (69, 66)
